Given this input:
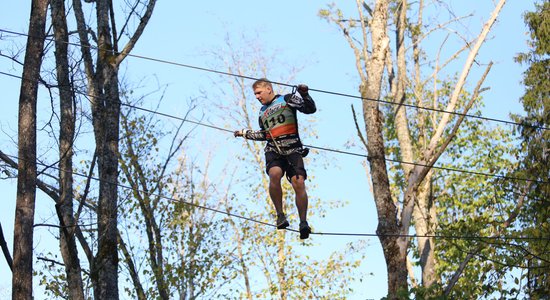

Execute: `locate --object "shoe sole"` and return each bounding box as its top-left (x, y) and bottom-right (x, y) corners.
top-left (299, 226), bottom-right (311, 239)
top-left (277, 220), bottom-right (289, 230)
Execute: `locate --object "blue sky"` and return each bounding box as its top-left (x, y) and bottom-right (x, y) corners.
top-left (0, 1), bottom-right (536, 299)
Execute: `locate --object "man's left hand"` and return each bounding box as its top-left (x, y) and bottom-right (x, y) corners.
top-left (234, 129), bottom-right (247, 137)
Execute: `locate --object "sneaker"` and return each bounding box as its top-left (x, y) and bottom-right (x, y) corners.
top-left (299, 221), bottom-right (311, 239)
top-left (276, 213), bottom-right (289, 229)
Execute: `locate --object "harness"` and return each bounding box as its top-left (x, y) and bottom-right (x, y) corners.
top-left (260, 93), bottom-right (309, 180)
top-left (260, 94), bottom-right (307, 155)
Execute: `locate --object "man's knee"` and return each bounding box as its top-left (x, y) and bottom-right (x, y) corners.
top-left (268, 167), bottom-right (283, 182)
top-left (291, 175), bottom-right (306, 190)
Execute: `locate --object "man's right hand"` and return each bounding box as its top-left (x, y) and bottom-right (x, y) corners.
top-left (297, 84), bottom-right (309, 95)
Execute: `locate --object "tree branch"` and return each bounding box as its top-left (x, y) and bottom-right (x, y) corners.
top-left (115, 0), bottom-right (157, 65)
top-left (0, 150), bottom-right (96, 269)
top-left (0, 222), bottom-right (13, 271)
top-left (424, 62), bottom-right (493, 178)
top-left (72, 0), bottom-right (97, 84)
top-left (399, 62), bottom-right (492, 237)
top-left (329, 9), bottom-right (368, 83)
top-left (118, 231), bottom-right (146, 300)
top-left (351, 104), bottom-right (368, 149)
top-left (425, 0), bottom-right (506, 158)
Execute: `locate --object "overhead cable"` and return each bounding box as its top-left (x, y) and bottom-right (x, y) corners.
top-left (2, 151), bottom-right (548, 242)
top-left (1, 28), bottom-right (548, 131)
top-left (0, 69), bottom-right (547, 185)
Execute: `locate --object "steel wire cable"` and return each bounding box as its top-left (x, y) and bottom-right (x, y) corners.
top-left (1, 28), bottom-right (548, 131)
top-left (0, 69), bottom-right (547, 185)
top-left (1, 151), bottom-right (548, 242)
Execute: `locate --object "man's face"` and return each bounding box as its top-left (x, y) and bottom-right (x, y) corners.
top-left (253, 85), bottom-right (274, 105)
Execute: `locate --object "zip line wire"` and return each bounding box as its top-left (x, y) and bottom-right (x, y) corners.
top-left (0, 69), bottom-right (547, 185)
top-left (121, 102), bottom-right (549, 185)
top-left (2, 151), bottom-right (548, 242)
top-left (1, 28), bottom-right (548, 132)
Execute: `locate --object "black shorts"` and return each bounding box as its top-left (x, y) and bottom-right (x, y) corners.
top-left (265, 151), bottom-right (307, 182)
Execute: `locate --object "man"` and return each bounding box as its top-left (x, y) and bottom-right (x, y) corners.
top-left (234, 78), bottom-right (316, 239)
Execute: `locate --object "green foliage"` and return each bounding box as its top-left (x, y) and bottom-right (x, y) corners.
top-left (408, 284), bottom-right (447, 300)
top-left (35, 253), bottom-right (68, 299)
top-left (35, 252), bottom-right (93, 299)
top-left (382, 70), bottom-right (525, 298)
top-left (118, 105), bottom-right (237, 299)
top-left (510, 1), bottom-right (550, 297)
top-left (434, 113), bottom-right (523, 299)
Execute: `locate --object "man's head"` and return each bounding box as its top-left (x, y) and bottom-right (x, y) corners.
top-left (252, 78), bottom-right (275, 105)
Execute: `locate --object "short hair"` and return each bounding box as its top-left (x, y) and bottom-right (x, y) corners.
top-left (252, 78), bottom-right (273, 89)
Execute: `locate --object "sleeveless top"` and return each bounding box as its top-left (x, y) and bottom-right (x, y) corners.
top-left (244, 93), bottom-right (316, 155)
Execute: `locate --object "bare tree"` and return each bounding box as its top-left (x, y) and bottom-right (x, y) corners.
top-left (12, 0), bottom-right (49, 299)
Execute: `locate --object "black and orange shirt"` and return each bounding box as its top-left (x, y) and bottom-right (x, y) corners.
top-left (244, 92), bottom-right (316, 155)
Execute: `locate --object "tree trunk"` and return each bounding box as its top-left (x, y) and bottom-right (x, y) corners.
top-left (362, 1), bottom-right (408, 297)
top-left (93, 62), bottom-right (121, 299)
top-left (226, 205), bottom-right (253, 300)
top-left (393, 0), bottom-right (414, 178)
top-left (72, 0), bottom-right (157, 296)
top-left (407, 0), bottom-right (438, 287)
top-left (12, 0), bottom-right (48, 299)
top-left (238, 240), bottom-right (253, 300)
top-left (412, 175), bottom-right (437, 287)
top-left (393, 0), bottom-right (438, 289)
top-left (91, 1), bottom-right (121, 298)
top-left (50, 0), bottom-right (86, 298)
top-left (93, 66), bottom-right (121, 300)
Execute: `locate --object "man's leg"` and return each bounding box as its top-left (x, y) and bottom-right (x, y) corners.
top-left (268, 166), bottom-right (284, 214)
top-left (268, 166), bottom-right (289, 229)
top-left (286, 151), bottom-right (311, 239)
top-left (292, 175), bottom-right (311, 239)
top-left (291, 175), bottom-right (308, 222)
